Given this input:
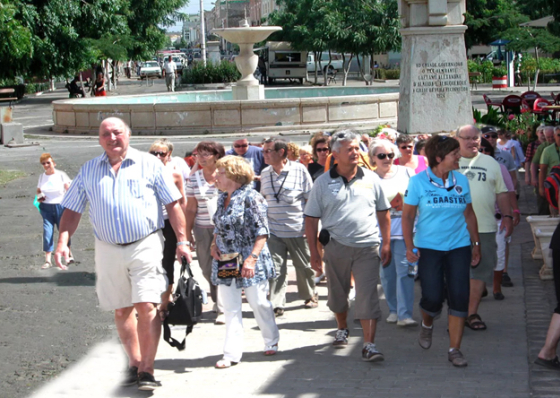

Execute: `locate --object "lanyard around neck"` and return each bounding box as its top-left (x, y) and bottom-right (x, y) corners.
top-left (426, 169), bottom-right (456, 191)
top-left (271, 170), bottom-right (289, 203)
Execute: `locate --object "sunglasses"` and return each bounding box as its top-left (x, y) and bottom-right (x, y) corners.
top-left (316, 148), bottom-right (329, 153)
top-left (479, 147), bottom-right (491, 153)
top-left (41, 162), bottom-right (52, 165)
top-left (234, 144), bottom-right (248, 148)
top-left (376, 153), bottom-right (395, 160)
top-left (150, 151), bottom-right (168, 157)
top-left (263, 149), bottom-right (277, 154)
top-left (483, 134), bottom-right (498, 139)
top-left (400, 145), bottom-right (413, 150)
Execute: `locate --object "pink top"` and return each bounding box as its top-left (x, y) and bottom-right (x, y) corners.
top-left (395, 155), bottom-right (427, 174)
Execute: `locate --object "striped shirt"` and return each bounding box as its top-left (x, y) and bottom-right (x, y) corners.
top-left (260, 160), bottom-right (313, 238)
top-left (62, 147), bottom-right (182, 245)
top-left (185, 170), bottom-right (218, 228)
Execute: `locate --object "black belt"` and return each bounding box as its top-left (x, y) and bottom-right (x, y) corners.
top-left (116, 229), bottom-right (160, 247)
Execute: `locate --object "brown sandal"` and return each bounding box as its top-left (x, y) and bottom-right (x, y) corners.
top-left (465, 314), bottom-right (487, 331)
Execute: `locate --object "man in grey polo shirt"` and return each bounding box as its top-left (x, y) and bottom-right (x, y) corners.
top-left (261, 138), bottom-right (317, 316)
top-left (305, 130), bottom-right (391, 362)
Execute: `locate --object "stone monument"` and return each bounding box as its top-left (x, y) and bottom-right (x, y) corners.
top-left (397, 0), bottom-right (473, 135)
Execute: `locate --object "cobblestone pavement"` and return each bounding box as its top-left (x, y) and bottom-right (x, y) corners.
top-left (29, 178), bottom-right (560, 398)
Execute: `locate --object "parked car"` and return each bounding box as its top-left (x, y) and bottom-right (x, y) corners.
top-left (307, 52), bottom-right (344, 73)
top-left (139, 61), bottom-right (162, 79)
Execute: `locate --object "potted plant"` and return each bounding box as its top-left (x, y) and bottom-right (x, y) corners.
top-left (492, 67), bottom-right (507, 89)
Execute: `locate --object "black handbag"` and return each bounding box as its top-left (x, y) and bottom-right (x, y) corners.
top-left (217, 253), bottom-right (242, 279)
top-left (162, 257), bottom-right (203, 351)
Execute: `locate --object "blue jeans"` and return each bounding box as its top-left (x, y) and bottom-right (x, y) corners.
top-left (380, 239), bottom-right (415, 320)
top-left (418, 246), bottom-right (471, 318)
top-left (39, 203), bottom-right (70, 252)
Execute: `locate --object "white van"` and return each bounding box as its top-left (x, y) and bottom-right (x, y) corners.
top-left (258, 42), bottom-right (307, 84)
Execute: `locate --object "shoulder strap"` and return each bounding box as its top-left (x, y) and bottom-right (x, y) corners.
top-left (163, 319), bottom-right (192, 351)
top-left (195, 171), bottom-right (207, 199)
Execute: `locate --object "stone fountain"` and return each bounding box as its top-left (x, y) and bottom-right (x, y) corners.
top-left (212, 19), bottom-right (282, 100)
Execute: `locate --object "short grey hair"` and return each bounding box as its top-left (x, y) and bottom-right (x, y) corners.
top-left (331, 129), bottom-right (360, 153)
top-left (368, 139), bottom-right (396, 165)
top-left (544, 125), bottom-right (555, 135)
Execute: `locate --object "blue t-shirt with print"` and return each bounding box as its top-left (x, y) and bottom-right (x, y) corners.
top-left (404, 168), bottom-right (472, 251)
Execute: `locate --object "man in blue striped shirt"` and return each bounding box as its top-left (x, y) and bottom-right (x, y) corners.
top-left (54, 117), bottom-right (191, 391)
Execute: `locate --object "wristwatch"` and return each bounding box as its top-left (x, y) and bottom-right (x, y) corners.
top-left (250, 253), bottom-right (258, 259)
top-left (472, 241), bottom-right (480, 246)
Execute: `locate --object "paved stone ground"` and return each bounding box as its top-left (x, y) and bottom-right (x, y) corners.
top-left (30, 177), bottom-right (560, 398)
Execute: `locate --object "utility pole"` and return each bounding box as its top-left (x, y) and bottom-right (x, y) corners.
top-left (200, 0), bottom-right (207, 66)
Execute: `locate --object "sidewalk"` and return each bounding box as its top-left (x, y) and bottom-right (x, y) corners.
top-left (30, 181), bottom-right (560, 398)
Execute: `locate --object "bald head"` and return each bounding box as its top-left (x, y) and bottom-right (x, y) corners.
top-left (99, 117), bottom-right (131, 162)
top-left (456, 125), bottom-right (481, 158)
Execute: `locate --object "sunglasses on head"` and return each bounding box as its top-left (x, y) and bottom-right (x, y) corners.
top-left (150, 151), bottom-right (168, 157)
top-left (234, 144), bottom-right (248, 148)
top-left (376, 153), bottom-right (395, 160)
top-left (316, 148), bottom-right (329, 153)
top-left (400, 145), bottom-right (413, 150)
top-left (483, 133), bottom-right (498, 139)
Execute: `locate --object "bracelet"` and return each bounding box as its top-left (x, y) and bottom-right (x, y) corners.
top-left (513, 209), bottom-right (521, 214)
top-left (472, 241), bottom-right (480, 246)
top-left (177, 241), bottom-right (189, 247)
top-left (504, 215), bottom-right (514, 220)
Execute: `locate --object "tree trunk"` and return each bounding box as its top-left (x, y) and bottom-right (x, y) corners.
top-left (314, 51), bottom-right (319, 84)
top-left (342, 53), bottom-right (354, 87)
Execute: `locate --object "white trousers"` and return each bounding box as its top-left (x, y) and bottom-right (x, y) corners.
top-left (218, 280), bottom-right (280, 363)
top-left (495, 220), bottom-right (511, 271)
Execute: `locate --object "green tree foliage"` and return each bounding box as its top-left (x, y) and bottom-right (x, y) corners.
top-left (464, 0), bottom-right (528, 49)
top-left (2, 0), bottom-right (187, 80)
top-left (0, 0), bottom-right (35, 80)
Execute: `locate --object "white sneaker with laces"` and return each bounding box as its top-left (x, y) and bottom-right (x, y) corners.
top-left (386, 313), bottom-right (398, 323)
top-left (397, 318), bottom-right (418, 327)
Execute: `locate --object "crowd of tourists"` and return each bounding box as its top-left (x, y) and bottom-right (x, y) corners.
top-left (35, 117), bottom-right (560, 391)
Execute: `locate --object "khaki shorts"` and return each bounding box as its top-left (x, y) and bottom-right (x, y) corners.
top-left (470, 232), bottom-right (497, 286)
top-left (323, 238), bottom-right (381, 320)
top-left (94, 231), bottom-right (168, 311)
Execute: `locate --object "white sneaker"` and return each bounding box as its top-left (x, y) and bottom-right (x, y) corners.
top-left (386, 313), bottom-right (398, 323)
top-left (348, 287), bottom-right (356, 302)
top-left (314, 273), bottom-right (326, 284)
top-left (397, 318), bottom-right (418, 327)
top-left (215, 313), bottom-right (225, 325)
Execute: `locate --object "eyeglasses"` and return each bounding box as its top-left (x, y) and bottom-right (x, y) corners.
top-left (376, 153), bottom-right (395, 160)
top-left (198, 152), bottom-right (214, 158)
top-left (150, 151), bottom-right (168, 157)
top-left (400, 145), bottom-right (413, 150)
top-left (263, 149), bottom-right (277, 154)
top-left (233, 144), bottom-right (248, 149)
top-left (41, 162), bottom-right (52, 165)
top-left (316, 148), bottom-right (329, 153)
top-left (479, 147), bottom-right (491, 153)
top-left (483, 134), bottom-right (498, 139)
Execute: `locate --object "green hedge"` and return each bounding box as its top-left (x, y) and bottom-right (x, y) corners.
top-left (182, 60), bottom-right (241, 84)
top-left (377, 69), bottom-right (400, 80)
top-left (25, 83), bottom-right (50, 94)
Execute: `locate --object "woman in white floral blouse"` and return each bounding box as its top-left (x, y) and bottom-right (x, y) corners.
top-left (210, 155), bottom-right (279, 369)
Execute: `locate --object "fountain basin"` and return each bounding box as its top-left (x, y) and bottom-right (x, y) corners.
top-left (52, 86), bottom-right (399, 135)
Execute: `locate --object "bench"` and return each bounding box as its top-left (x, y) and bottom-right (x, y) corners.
top-left (0, 88), bottom-right (18, 106)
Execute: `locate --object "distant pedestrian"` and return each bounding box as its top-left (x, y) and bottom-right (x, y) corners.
top-left (94, 72), bottom-right (106, 97)
top-left (305, 130), bottom-right (391, 362)
top-left (164, 56), bottom-right (177, 92)
top-left (54, 117), bottom-right (191, 391)
top-left (36, 153), bottom-right (74, 269)
top-left (394, 134), bottom-right (428, 173)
